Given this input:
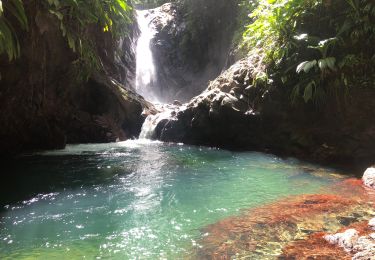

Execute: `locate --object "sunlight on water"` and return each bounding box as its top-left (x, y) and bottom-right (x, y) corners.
top-left (0, 141), bottom-right (345, 259)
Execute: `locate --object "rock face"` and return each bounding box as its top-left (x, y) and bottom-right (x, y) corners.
top-left (0, 2), bottom-right (150, 155)
top-left (154, 55), bottom-right (375, 168)
top-left (145, 1), bottom-right (238, 102)
top-left (153, 57), bottom-right (300, 153)
top-left (363, 167), bottom-right (375, 189)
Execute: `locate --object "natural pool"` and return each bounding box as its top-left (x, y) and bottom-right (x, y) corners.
top-left (0, 140), bottom-right (345, 259)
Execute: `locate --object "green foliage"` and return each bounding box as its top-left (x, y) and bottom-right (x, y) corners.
top-left (0, 0), bottom-right (133, 80)
top-left (243, 0), bottom-right (320, 63)
top-left (45, 0), bottom-right (133, 78)
top-left (0, 0), bottom-right (28, 61)
top-left (242, 0), bottom-right (375, 106)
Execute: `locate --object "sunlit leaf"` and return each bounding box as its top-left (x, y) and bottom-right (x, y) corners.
top-left (296, 60), bottom-right (317, 73)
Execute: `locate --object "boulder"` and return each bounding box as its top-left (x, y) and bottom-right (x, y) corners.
top-left (152, 57), bottom-right (285, 150)
top-left (324, 229), bottom-right (359, 252)
top-left (362, 167), bottom-right (375, 189)
top-left (324, 219), bottom-right (375, 259)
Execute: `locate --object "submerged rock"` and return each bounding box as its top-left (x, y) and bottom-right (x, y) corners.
top-left (363, 167), bottom-right (375, 189)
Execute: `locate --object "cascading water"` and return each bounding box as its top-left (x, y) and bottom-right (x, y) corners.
top-left (135, 9), bottom-right (179, 140)
top-left (135, 10), bottom-right (159, 102)
top-left (139, 110), bottom-right (169, 140)
top-left (139, 104), bottom-right (185, 140)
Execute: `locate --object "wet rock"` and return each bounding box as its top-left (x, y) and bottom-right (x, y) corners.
top-left (323, 217), bottom-right (375, 260)
top-left (152, 57), bottom-right (287, 151)
top-left (324, 229), bottom-right (359, 252)
top-left (173, 100), bottom-right (182, 106)
top-left (363, 167), bottom-right (375, 189)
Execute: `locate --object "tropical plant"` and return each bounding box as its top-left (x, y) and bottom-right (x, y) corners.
top-left (45, 0), bottom-right (133, 77)
top-left (0, 0), bottom-right (133, 79)
top-left (0, 0), bottom-right (28, 61)
top-left (242, 0), bottom-right (375, 106)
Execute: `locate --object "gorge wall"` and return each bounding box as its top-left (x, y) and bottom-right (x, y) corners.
top-left (0, 1), bottom-right (150, 155)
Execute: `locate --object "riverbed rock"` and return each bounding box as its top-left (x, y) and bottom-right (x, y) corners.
top-left (363, 167), bottom-right (375, 189)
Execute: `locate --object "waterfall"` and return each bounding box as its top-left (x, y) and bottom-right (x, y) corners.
top-left (135, 10), bottom-right (159, 102)
top-left (135, 10), bottom-right (183, 140)
top-left (139, 104), bottom-right (184, 140)
top-left (139, 109), bottom-right (170, 139)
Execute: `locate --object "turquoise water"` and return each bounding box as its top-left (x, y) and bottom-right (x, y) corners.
top-left (0, 141), bottom-right (343, 259)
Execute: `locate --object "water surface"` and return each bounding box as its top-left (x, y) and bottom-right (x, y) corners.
top-left (0, 141), bottom-right (344, 259)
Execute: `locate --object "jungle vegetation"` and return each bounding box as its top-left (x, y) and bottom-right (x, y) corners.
top-left (1, 0), bottom-right (374, 106)
top-left (241, 0), bottom-right (375, 105)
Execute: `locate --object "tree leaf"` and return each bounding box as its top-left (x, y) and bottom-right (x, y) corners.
top-left (318, 57), bottom-right (336, 71)
top-left (303, 81), bottom-right (315, 103)
top-left (296, 60), bottom-right (317, 73)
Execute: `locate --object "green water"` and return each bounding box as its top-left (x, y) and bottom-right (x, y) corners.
top-left (0, 140), bottom-right (343, 259)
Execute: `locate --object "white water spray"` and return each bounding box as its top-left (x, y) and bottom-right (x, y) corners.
top-left (135, 10), bottom-right (159, 102)
top-left (139, 103), bottom-right (185, 140)
top-left (135, 9), bottom-right (183, 140)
